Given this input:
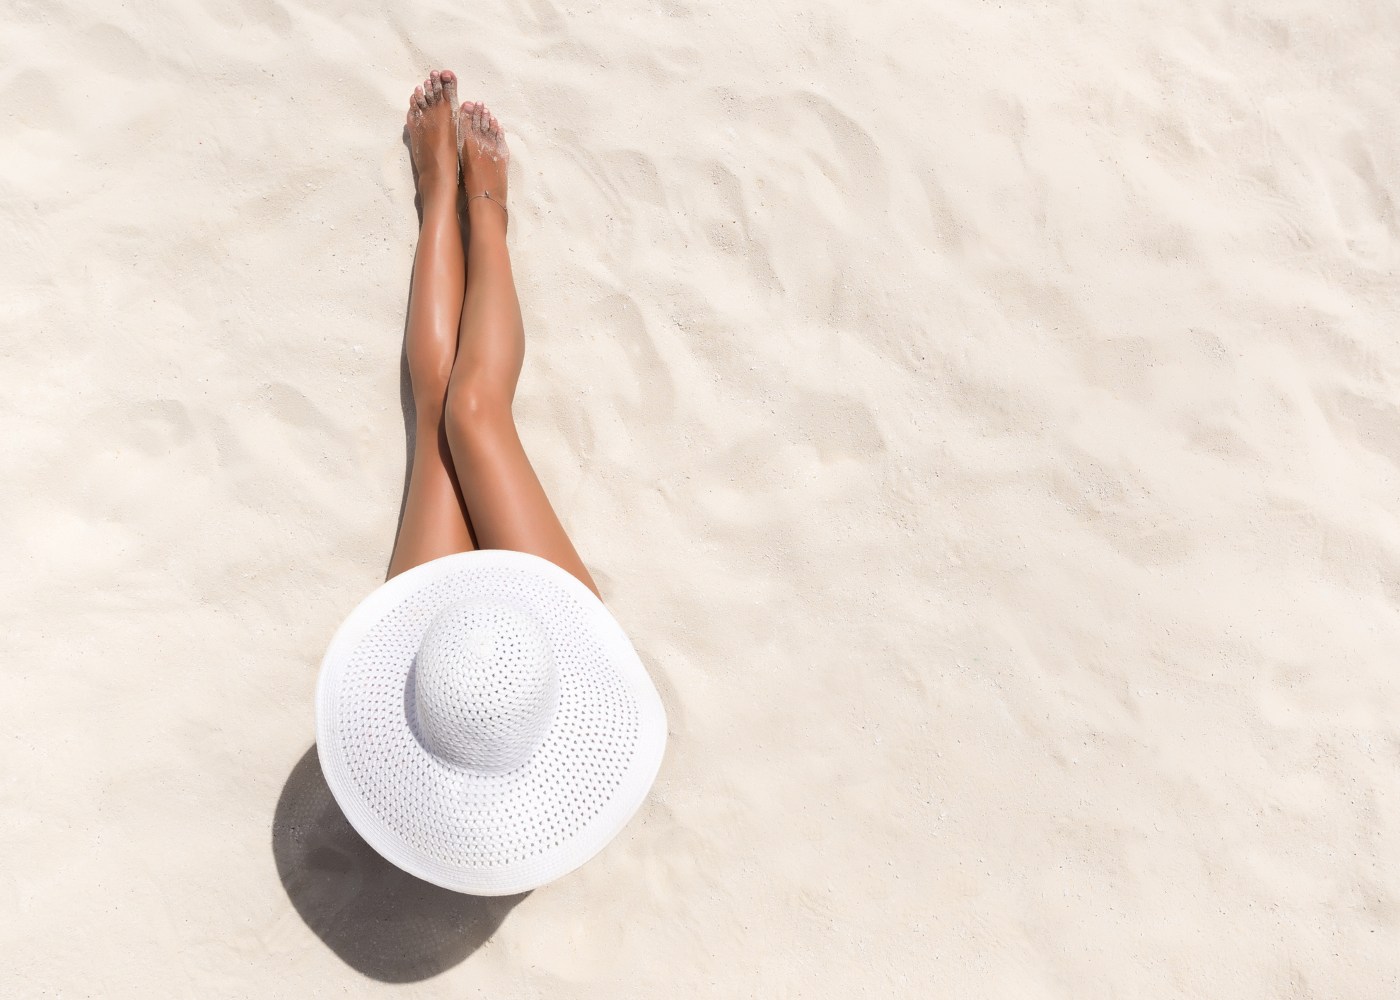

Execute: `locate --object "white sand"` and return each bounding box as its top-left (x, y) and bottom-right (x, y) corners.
top-left (3, 0), bottom-right (1399, 995)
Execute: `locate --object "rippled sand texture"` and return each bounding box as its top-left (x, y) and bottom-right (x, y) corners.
top-left (3, 0), bottom-right (1399, 996)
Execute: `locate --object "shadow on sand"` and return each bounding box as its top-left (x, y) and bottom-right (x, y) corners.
top-left (272, 745), bottom-right (528, 983)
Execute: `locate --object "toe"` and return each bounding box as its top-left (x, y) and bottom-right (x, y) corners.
top-left (413, 86), bottom-right (426, 109)
top-left (429, 70), bottom-right (441, 102)
top-left (442, 70), bottom-right (458, 107)
top-left (474, 103), bottom-right (486, 132)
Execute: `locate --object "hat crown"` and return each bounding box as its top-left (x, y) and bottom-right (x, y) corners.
top-left (413, 596), bottom-right (559, 773)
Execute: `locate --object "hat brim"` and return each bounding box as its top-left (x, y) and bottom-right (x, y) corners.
top-left (315, 549), bottom-right (667, 896)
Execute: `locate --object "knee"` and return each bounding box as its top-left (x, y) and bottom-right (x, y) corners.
top-left (444, 375), bottom-right (513, 445)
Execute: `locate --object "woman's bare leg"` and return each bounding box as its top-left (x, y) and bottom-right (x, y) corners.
top-left (443, 101), bottom-right (600, 598)
top-left (387, 71), bottom-right (476, 580)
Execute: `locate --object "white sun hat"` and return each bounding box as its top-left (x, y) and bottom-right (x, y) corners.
top-left (315, 549), bottom-right (668, 896)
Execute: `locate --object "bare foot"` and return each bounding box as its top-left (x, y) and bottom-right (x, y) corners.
top-left (459, 101), bottom-right (510, 229)
top-left (406, 69), bottom-right (459, 193)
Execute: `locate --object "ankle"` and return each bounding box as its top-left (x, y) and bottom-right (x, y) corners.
top-left (416, 170), bottom-right (457, 203)
top-left (466, 195), bottom-right (509, 233)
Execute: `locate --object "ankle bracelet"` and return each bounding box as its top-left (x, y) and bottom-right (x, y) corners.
top-left (467, 191), bottom-right (508, 227)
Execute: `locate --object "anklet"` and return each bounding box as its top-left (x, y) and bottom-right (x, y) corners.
top-left (467, 191), bottom-right (508, 228)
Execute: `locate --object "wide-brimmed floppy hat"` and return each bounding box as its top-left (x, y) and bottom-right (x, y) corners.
top-left (315, 549), bottom-right (667, 895)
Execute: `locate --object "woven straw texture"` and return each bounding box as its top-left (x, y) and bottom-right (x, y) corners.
top-left (315, 549), bottom-right (668, 896)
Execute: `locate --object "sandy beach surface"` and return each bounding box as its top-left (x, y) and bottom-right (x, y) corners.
top-left (3, 0), bottom-right (1399, 996)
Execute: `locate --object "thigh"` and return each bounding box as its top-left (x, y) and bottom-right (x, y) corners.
top-left (444, 409), bottom-right (599, 599)
top-left (387, 424), bottom-right (475, 579)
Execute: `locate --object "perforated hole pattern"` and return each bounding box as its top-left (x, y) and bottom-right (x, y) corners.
top-left (333, 564), bottom-right (641, 869)
top-left (413, 597), bottom-right (559, 773)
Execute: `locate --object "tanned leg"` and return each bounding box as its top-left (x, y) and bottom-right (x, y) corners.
top-left (387, 70), bottom-right (476, 580)
top-left (442, 100), bottom-right (600, 598)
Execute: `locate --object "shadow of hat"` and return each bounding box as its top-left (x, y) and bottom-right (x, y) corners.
top-left (271, 744), bottom-right (529, 982)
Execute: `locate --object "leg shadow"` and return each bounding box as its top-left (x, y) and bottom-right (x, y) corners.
top-left (272, 745), bottom-right (528, 982)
